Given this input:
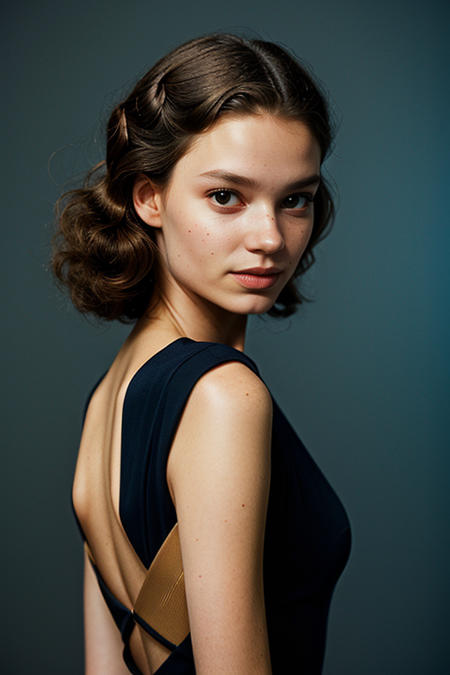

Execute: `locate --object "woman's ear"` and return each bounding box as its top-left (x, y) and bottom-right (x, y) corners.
top-left (133, 175), bottom-right (163, 228)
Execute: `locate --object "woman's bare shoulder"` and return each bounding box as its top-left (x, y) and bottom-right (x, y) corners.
top-left (170, 359), bottom-right (272, 465)
top-left (167, 357), bottom-right (272, 515)
top-left (188, 357), bottom-right (271, 416)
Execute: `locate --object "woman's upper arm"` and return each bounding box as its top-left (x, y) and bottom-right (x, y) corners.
top-left (167, 361), bottom-right (273, 675)
top-left (83, 550), bottom-right (130, 675)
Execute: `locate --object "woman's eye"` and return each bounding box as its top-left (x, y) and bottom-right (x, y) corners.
top-left (281, 194), bottom-right (313, 210)
top-left (209, 190), bottom-right (241, 207)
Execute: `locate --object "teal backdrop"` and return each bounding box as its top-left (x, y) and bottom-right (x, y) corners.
top-left (1, 0), bottom-right (448, 673)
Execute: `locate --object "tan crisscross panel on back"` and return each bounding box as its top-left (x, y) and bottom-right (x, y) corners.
top-left (85, 523), bottom-right (189, 648)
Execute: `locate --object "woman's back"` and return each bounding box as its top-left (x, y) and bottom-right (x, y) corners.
top-left (73, 329), bottom-right (178, 673)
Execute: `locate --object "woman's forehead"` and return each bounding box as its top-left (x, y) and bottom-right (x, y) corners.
top-left (173, 114), bottom-right (321, 189)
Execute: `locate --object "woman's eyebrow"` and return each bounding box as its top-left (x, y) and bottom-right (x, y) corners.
top-left (198, 170), bottom-right (321, 191)
top-left (198, 170), bottom-right (257, 188)
top-left (286, 174), bottom-right (321, 191)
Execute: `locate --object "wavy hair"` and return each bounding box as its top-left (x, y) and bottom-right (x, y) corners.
top-left (52, 33), bottom-right (335, 321)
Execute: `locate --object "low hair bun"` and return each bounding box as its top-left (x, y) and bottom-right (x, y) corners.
top-left (52, 162), bottom-right (157, 322)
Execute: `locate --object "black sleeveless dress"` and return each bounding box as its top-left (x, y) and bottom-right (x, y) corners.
top-left (79, 338), bottom-right (351, 674)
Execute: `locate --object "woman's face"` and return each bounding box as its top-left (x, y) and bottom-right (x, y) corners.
top-left (139, 114), bottom-right (321, 318)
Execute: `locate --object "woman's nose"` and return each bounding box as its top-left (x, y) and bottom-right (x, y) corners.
top-left (244, 210), bottom-right (285, 254)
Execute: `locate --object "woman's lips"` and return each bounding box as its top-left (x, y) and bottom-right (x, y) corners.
top-left (230, 267), bottom-right (283, 290)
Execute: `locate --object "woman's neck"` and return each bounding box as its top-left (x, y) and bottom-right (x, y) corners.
top-left (137, 289), bottom-right (248, 353)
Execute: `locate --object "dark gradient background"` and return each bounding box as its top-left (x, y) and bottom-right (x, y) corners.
top-left (1, 1), bottom-right (448, 673)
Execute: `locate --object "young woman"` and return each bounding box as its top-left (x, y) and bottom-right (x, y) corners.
top-left (53, 33), bottom-right (351, 675)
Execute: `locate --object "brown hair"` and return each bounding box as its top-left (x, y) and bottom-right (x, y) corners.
top-left (52, 33), bottom-right (335, 321)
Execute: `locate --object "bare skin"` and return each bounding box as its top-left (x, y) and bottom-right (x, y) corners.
top-left (73, 113), bottom-right (321, 675)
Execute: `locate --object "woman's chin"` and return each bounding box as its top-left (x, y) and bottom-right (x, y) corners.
top-left (231, 295), bottom-right (278, 316)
